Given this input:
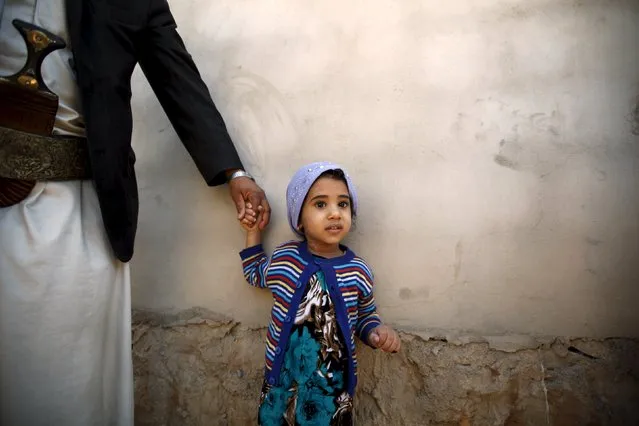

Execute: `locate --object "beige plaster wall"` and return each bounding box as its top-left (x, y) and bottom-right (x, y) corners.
top-left (129, 0), bottom-right (639, 339)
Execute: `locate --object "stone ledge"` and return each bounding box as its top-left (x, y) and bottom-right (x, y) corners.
top-left (133, 309), bottom-right (639, 425)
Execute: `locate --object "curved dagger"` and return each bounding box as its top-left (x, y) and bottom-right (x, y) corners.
top-left (0, 20), bottom-right (67, 207)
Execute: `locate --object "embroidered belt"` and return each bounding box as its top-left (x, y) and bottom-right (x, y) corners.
top-left (0, 126), bottom-right (91, 207)
top-left (0, 126), bottom-right (91, 181)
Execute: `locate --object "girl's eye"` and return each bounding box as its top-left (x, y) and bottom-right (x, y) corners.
top-left (315, 201), bottom-right (326, 208)
top-left (339, 201), bottom-right (350, 208)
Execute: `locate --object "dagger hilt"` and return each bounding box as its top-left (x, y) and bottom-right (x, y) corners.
top-left (1, 19), bottom-right (66, 98)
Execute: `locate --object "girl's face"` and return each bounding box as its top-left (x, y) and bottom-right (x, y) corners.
top-left (298, 176), bottom-right (352, 255)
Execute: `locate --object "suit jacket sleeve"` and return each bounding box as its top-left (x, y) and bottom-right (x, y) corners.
top-left (137, 0), bottom-right (243, 186)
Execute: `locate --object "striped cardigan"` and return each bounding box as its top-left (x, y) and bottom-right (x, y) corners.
top-left (239, 240), bottom-right (382, 396)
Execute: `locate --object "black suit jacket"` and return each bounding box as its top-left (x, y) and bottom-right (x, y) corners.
top-left (65, 0), bottom-right (243, 262)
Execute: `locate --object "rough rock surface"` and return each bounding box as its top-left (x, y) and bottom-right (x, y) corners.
top-left (133, 309), bottom-right (639, 425)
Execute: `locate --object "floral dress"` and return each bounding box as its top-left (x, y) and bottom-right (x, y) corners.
top-left (258, 271), bottom-right (354, 426)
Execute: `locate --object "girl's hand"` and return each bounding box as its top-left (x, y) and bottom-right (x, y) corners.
top-left (368, 325), bottom-right (401, 353)
top-left (239, 202), bottom-right (259, 232)
top-left (241, 202), bottom-right (262, 247)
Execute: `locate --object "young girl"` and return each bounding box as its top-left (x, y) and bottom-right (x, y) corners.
top-left (239, 161), bottom-right (400, 426)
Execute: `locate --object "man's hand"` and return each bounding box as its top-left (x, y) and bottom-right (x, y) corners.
top-left (367, 325), bottom-right (401, 353)
top-left (228, 177), bottom-right (271, 230)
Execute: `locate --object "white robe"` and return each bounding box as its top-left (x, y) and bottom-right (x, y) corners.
top-left (0, 1), bottom-right (133, 425)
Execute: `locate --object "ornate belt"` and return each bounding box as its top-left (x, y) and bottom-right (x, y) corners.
top-left (0, 126), bottom-right (91, 180)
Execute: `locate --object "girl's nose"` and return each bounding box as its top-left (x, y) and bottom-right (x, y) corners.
top-left (328, 206), bottom-right (341, 219)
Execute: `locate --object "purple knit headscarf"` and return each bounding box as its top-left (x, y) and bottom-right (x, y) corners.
top-left (286, 161), bottom-right (358, 236)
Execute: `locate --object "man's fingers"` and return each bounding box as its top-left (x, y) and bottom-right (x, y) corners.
top-left (229, 178), bottom-right (270, 228)
top-left (232, 191), bottom-right (246, 220)
top-left (259, 198), bottom-right (271, 230)
top-left (245, 192), bottom-right (263, 226)
top-left (246, 191), bottom-right (260, 211)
